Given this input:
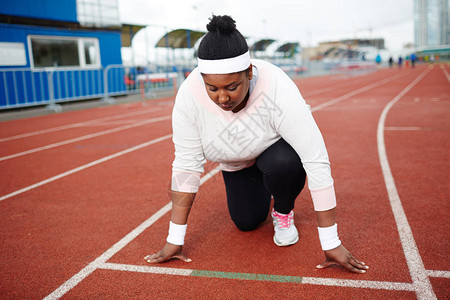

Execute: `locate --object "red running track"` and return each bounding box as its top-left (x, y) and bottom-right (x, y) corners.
top-left (0, 64), bottom-right (448, 299)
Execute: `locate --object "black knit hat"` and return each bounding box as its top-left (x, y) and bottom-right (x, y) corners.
top-left (197, 15), bottom-right (248, 60)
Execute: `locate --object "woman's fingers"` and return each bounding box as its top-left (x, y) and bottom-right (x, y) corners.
top-left (317, 246), bottom-right (369, 273)
top-left (144, 252), bottom-right (161, 261)
top-left (348, 257), bottom-right (369, 272)
top-left (316, 258), bottom-right (368, 273)
top-left (144, 246), bottom-right (192, 264)
top-left (145, 252), bottom-right (166, 263)
top-left (145, 253), bottom-right (191, 263)
top-left (340, 253), bottom-right (369, 273)
top-left (172, 254), bottom-right (192, 263)
top-left (316, 259), bottom-right (335, 269)
top-left (144, 252), bottom-right (161, 260)
top-left (345, 262), bottom-right (366, 273)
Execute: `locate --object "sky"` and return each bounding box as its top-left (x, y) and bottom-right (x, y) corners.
top-left (118, 0), bottom-right (415, 64)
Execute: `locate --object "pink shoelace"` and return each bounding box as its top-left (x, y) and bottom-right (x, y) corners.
top-left (272, 210), bottom-right (294, 229)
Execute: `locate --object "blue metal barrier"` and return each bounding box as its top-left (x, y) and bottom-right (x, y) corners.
top-left (1, 68), bottom-right (46, 109)
top-left (0, 65), bottom-right (178, 111)
top-left (0, 67), bottom-right (104, 110)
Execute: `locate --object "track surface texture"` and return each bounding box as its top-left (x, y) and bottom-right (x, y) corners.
top-left (0, 64), bottom-right (448, 299)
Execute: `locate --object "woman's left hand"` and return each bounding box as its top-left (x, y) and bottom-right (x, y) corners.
top-left (316, 244), bottom-right (369, 273)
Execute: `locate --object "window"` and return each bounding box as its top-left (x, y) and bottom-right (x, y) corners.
top-left (77, 0), bottom-right (120, 28)
top-left (0, 42), bottom-right (27, 66)
top-left (83, 40), bottom-right (99, 66)
top-left (28, 36), bottom-right (100, 69)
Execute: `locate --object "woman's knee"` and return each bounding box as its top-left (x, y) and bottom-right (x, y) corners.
top-left (262, 156), bottom-right (306, 184)
top-left (231, 216), bottom-right (265, 231)
top-left (257, 140), bottom-right (304, 177)
top-left (274, 155), bottom-right (303, 172)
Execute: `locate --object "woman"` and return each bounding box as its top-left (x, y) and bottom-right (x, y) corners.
top-left (146, 15), bottom-right (368, 273)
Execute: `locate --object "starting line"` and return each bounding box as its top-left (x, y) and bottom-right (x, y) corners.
top-left (99, 262), bottom-right (416, 292)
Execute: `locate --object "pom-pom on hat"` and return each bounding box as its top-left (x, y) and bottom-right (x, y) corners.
top-left (197, 15), bottom-right (250, 74)
top-left (206, 15), bottom-right (236, 34)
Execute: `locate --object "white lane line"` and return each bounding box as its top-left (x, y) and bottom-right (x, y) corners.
top-left (440, 64), bottom-right (450, 83)
top-left (79, 119), bottom-right (149, 126)
top-left (310, 73), bottom-right (405, 112)
top-left (0, 115), bottom-right (171, 162)
top-left (302, 78), bottom-right (367, 97)
top-left (301, 277), bottom-right (415, 292)
top-left (100, 262), bottom-right (193, 276)
top-left (98, 262), bottom-right (415, 292)
top-left (426, 270), bottom-right (450, 279)
top-left (304, 72), bottom-right (401, 98)
top-left (385, 127), bottom-right (423, 131)
top-left (43, 166), bottom-right (221, 300)
top-left (0, 106), bottom-right (166, 143)
top-left (377, 68), bottom-right (436, 300)
top-left (200, 166), bottom-right (221, 184)
top-left (0, 134), bottom-right (173, 202)
top-left (385, 126), bottom-right (450, 131)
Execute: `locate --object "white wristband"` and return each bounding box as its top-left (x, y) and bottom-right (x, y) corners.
top-left (318, 223), bottom-right (341, 251)
top-left (166, 221), bottom-right (187, 245)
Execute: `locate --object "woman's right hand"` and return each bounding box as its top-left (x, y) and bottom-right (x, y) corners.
top-left (144, 242), bottom-right (192, 263)
top-left (146, 190), bottom-right (196, 264)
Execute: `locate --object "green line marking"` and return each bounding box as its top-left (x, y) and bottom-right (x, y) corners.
top-left (191, 270), bottom-right (303, 283)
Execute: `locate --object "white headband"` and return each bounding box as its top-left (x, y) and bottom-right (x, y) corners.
top-left (197, 51), bottom-right (251, 74)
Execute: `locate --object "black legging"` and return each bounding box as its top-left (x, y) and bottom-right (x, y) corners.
top-left (222, 138), bottom-right (307, 231)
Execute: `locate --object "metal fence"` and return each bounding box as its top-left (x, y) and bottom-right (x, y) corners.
top-left (299, 59), bottom-right (377, 78)
top-left (0, 66), bottom-right (178, 111)
top-left (0, 60), bottom-right (376, 111)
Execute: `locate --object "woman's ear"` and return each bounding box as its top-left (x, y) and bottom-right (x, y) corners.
top-left (247, 64), bottom-right (253, 80)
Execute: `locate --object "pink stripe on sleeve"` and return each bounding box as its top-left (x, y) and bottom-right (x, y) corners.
top-left (310, 183), bottom-right (337, 211)
top-left (171, 170), bottom-right (201, 193)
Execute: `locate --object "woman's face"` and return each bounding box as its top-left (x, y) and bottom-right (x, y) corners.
top-left (201, 66), bottom-right (253, 113)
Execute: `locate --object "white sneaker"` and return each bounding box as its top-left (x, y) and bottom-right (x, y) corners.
top-left (271, 208), bottom-right (299, 246)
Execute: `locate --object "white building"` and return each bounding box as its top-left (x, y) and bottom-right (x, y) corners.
top-left (414, 0), bottom-right (449, 47)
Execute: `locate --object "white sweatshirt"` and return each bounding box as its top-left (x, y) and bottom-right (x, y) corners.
top-left (171, 59), bottom-right (336, 211)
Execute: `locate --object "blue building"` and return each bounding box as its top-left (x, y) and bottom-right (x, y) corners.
top-left (0, 0), bottom-right (126, 109)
